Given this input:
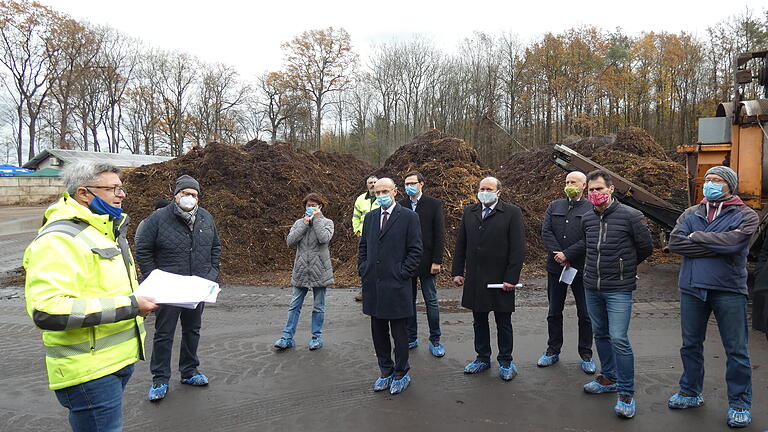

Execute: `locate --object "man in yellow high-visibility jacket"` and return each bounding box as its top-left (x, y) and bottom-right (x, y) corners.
top-left (353, 175), bottom-right (379, 301)
top-left (23, 161), bottom-right (158, 432)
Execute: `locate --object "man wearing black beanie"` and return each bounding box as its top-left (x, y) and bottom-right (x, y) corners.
top-left (135, 174), bottom-right (221, 402)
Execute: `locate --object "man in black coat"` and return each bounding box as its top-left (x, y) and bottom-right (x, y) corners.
top-left (135, 175), bottom-right (221, 402)
top-left (398, 171), bottom-right (446, 357)
top-left (560, 169), bottom-right (653, 420)
top-left (359, 178), bottom-right (423, 395)
top-left (452, 177), bottom-right (526, 381)
top-left (538, 171), bottom-right (594, 373)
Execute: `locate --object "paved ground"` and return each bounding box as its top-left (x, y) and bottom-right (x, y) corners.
top-left (0, 206), bottom-right (766, 431)
top-left (1, 276), bottom-right (766, 432)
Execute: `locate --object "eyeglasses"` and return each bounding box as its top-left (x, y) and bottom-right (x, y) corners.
top-left (86, 185), bottom-right (127, 195)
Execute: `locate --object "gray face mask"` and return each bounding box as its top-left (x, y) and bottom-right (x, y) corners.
top-left (477, 191), bottom-right (497, 205)
top-left (178, 195), bottom-right (198, 211)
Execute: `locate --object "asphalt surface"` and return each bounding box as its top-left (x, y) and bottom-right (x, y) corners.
top-left (0, 206), bottom-right (766, 431)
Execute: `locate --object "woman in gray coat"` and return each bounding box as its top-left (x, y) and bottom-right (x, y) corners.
top-left (274, 193), bottom-right (335, 351)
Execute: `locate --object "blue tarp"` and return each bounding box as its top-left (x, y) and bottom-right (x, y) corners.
top-left (0, 164), bottom-right (32, 176)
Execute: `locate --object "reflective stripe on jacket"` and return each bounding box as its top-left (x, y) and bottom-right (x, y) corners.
top-left (23, 193), bottom-right (145, 390)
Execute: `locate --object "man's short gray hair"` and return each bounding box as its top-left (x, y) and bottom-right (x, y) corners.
top-left (61, 161), bottom-right (121, 196)
top-left (567, 171), bottom-right (587, 183)
top-left (480, 176), bottom-right (502, 190)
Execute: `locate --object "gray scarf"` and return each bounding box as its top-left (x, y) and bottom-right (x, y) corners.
top-left (175, 203), bottom-right (198, 230)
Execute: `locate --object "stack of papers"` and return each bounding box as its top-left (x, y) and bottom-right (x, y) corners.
top-left (559, 267), bottom-right (578, 285)
top-left (134, 269), bottom-right (221, 309)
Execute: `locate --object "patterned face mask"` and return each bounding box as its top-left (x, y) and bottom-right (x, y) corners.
top-left (588, 192), bottom-right (610, 206)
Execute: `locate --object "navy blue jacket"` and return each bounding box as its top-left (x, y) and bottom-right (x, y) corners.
top-left (358, 203), bottom-right (423, 319)
top-left (135, 203), bottom-right (221, 282)
top-left (565, 199), bottom-right (653, 292)
top-left (667, 197), bottom-right (759, 298)
top-left (542, 197), bottom-right (591, 274)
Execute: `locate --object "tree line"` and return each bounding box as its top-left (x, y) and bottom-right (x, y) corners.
top-left (1, 0), bottom-right (766, 167)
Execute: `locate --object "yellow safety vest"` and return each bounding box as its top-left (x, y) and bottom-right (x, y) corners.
top-left (352, 192), bottom-right (380, 236)
top-left (23, 193), bottom-right (146, 390)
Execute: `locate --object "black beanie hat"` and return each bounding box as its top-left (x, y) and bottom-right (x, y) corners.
top-left (174, 175), bottom-right (200, 195)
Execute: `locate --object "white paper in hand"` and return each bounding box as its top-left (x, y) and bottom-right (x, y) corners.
top-left (559, 266), bottom-right (578, 285)
top-left (135, 269), bottom-right (221, 309)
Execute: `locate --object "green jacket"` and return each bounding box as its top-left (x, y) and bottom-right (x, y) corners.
top-left (352, 192), bottom-right (379, 236)
top-left (23, 193), bottom-right (146, 390)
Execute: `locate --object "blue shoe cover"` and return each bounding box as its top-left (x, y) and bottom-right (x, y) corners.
top-left (581, 359), bottom-right (596, 374)
top-left (499, 363), bottom-right (518, 381)
top-left (726, 408), bottom-right (751, 428)
top-left (537, 352), bottom-right (559, 367)
top-left (429, 343), bottom-right (445, 357)
top-left (373, 374), bottom-right (394, 392)
top-left (180, 374), bottom-right (209, 386)
top-left (408, 339), bottom-right (419, 349)
top-left (390, 374), bottom-right (411, 395)
top-left (308, 337), bottom-right (323, 350)
top-left (583, 376), bottom-right (618, 394)
top-left (668, 392), bottom-right (704, 409)
top-left (615, 394), bottom-right (636, 419)
top-left (147, 383), bottom-right (168, 401)
top-left (274, 337), bottom-right (295, 350)
top-left (464, 360), bottom-right (490, 374)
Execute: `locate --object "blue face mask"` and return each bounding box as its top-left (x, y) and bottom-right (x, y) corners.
top-left (88, 194), bottom-right (123, 219)
top-left (703, 182), bottom-right (724, 201)
top-left (376, 194), bottom-right (393, 208)
top-left (405, 185), bottom-right (419, 196)
top-left (305, 207), bottom-right (317, 216)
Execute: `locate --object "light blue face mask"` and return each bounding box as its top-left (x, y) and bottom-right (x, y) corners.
top-left (703, 182), bottom-right (724, 201)
top-left (477, 191), bottom-right (497, 205)
top-left (376, 194), bottom-right (393, 207)
top-left (405, 185), bottom-right (419, 196)
top-left (305, 207), bottom-right (317, 216)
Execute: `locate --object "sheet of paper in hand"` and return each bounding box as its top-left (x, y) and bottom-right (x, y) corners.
top-left (134, 269), bottom-right (221, 309)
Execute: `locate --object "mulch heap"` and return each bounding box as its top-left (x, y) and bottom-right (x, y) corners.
top-left (373, 129), bottom-right (492, 286)
top-left (122, 141), bottom-right (375, 286)
top-left (498, 127), bottom-right (688, 267)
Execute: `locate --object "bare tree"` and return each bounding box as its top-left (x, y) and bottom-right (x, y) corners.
top-left (282, 27), bottom-right (358, 150)
top-left (156, 51), bottom-right (197, 156)
top-left (0, 0), bottom-right (60, 163)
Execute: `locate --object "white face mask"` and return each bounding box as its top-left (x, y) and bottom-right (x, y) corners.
top-left (178, 195), bottom-right (198, 211)
top-left (477, 191), bottom-right (497, 205)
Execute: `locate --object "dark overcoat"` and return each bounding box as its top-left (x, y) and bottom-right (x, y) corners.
top-left (398, 194), bottom-right (445, 277)
top-left (452, 200), bottom-right (526, 313)
top-left (358, 203), bottom-right (423, 319)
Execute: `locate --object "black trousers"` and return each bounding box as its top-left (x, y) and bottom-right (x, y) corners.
top-left (546, 271), bottom-right (593, 360)
top-left (150, 303), bottom-right (205, 385)
top-left (371, 317), bottom-right (410, 378)
top-left (473, 311), bottom-right (513, 366)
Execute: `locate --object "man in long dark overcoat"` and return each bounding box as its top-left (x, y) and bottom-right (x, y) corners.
top-left (359, 178), bottom-right (423, 395)
top-left (452, 176), bottom-right (526, 381)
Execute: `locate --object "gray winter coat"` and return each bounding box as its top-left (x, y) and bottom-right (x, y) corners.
top-left (287, 216), bottom-right (335, 288)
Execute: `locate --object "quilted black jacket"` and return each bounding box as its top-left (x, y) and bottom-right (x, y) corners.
top-left (135, 203), bottom-right (221, 282)
top-left (564, 199), bottom-right (653, 292)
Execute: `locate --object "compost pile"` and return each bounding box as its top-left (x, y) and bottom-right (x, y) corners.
top-left (372, 129), bottom-right (493, 285)
top-left (122, 141), bottom-right (375, 286)
top-left (497, 127), bottom-right (688, 265)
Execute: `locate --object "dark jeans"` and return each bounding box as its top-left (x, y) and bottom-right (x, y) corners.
top-left (54, 364), bottom-right (134, 432)
top-left (150, 303), bottom-right (205, 385)
top-left (546, 271), bottom-right (592, 359)
top-left (585, 289), bottom-right (634, 394)
top-left (371, 317), bottom-right (410, 378)
top-left (472, 311), bottom-right (513, 366)
top-left (679, 291), bottom-right (752, 409)
top-left (407, 274), bottom-right (441, 344)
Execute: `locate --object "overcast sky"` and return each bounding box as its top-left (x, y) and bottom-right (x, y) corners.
top-left (41, 0), bottom-right (766, 79)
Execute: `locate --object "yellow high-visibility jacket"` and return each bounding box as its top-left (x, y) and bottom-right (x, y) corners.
top-left (352, 192), bottom-right (379, 236)
top-left (23, 193), bottom-right (146, 390)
